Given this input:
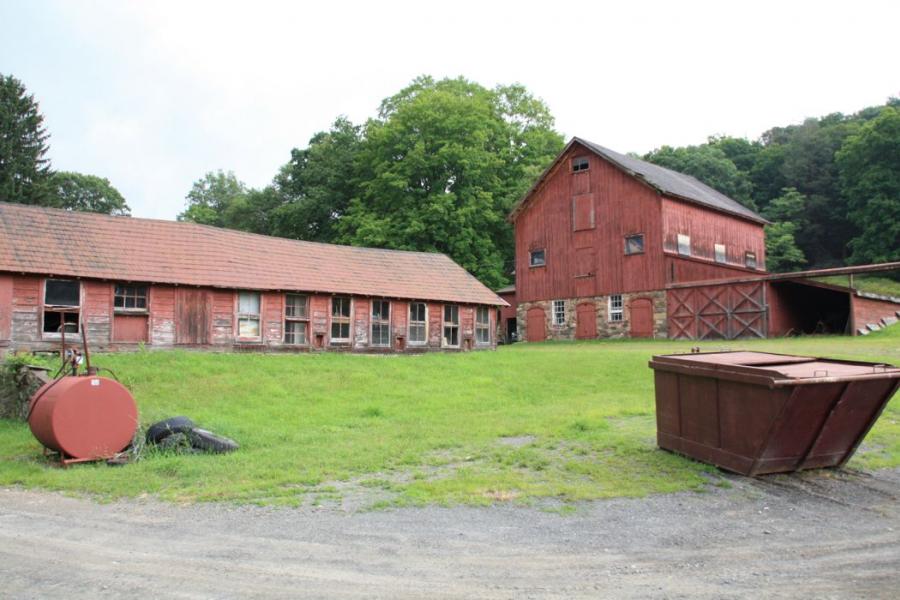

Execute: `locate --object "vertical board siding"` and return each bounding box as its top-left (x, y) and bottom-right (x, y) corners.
top-left (515, 143), bottom-right (665, 303)
top-left (210, 290), bottom-right (234, 344)
top-left (83, 281), bottom-right (111, 344)
top-left (0, 274), bottom-right (13, 345)
top-left (12, 276), bottom-right (41, 343)
top-left (353, 297), bottom-right (369, 348)
top-left (150, 285), bottom-right (176, 346)
top-left (428, 302), bottom-right (442, 347)
top-left (262, 292), bottom-right (283, 346)
top-left (661, 198), bottom-right (765, 270)
top-left (392, 300), bottom-right (408, 349)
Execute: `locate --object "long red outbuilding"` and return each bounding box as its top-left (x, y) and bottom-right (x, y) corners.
top-left (0, 202), bottom-right (506, 354)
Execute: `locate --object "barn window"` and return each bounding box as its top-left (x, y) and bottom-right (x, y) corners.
top-left (677, 234), bottom-right (691, 256)
top-left (571, 156), bottom-right (589, 172)
top-left (443, 305), bottom-right (459, 347)
top-left (371, 300), bottom-right (391, 347)
top-left (331, 296), bottom-right (351, 342)
top-left (237, 292), bottom-right (261, 338)
top-left (624, 234), bottom-right (644, 255)
top-left (408, 302), bottom-right (427, 344)
top-left (609, 295), bottom-right (624, 322)
top-left (552, 300), bottom-right (566, 326)
top-left (114, 284), bottom-right (148, 311)
top-left (284, 294), bottom-right (309, 345)
top-left (529, 249), bottom-right (546, 267)
top-left (475, 306), bottom-right (491, 344)
top-left (745, 251), bottom-right (757, 269)
top-left (715, 244), bottom-right (727, 264)
top-left (43, 279), bottom-right (81, 335)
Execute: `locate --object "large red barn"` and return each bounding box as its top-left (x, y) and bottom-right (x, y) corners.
top-left (0, 202), bottom-right (505, 355)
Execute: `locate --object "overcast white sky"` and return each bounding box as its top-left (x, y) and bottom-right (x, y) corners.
top-left (1, 0), bottom-right (898, 220)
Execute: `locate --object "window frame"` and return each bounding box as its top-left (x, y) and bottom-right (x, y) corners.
top-left (113, 283), bottom-right (149, 313)
top-left (714, 243), bottom-right (727, 264)
top-left (330, 296), bottom-right (352, 344)
top-left (624, 233), bottom-right (645, 256)
top-left (408, 301), bottom-right (428, 346)
top-left (442, 304), bottom-right (460, 348)
top-left (283, 293), bottom-right (310, 346)
top-left (42, 278), bottom-right (82, 338)
top-left (609, 294), bottom-right (624, 322)
top-left (745, 251), bottom-right (758, 269)
top-left (677, 233), bottom-right (692, 257)
top-left (552, 300), bottom-right (566, 327)
top-left (370, 299), bottom-right (391, 347)
top-left (235, 291), bottom-right (262, 341)
top-left (529, 248), bottom-right (546, 268)
top-left (571, 156), bottom-right (590, 172)
top-left (475, 305), bottom-right (491, 345)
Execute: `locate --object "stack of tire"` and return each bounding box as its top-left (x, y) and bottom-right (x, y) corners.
top-left (146, 417), bottom-right (239, 454)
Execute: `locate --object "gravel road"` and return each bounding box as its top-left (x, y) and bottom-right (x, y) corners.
top-left (2, 468), bottom-right (899, 599)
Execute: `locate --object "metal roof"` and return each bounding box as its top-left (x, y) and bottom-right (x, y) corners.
top-left (510, 137), bottom-right (767, 224)
top-left (0, 202), bottom-right (506, 306)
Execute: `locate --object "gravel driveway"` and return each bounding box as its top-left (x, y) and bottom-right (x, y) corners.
top-left (2, 468), bottom-right (899, 599)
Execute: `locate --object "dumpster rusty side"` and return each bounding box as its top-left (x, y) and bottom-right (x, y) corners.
top-left (649, 351), bottom-right (900, 476)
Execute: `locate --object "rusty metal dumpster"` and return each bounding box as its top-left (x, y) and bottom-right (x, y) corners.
top-left (649, 351), bottom-right (900, 476)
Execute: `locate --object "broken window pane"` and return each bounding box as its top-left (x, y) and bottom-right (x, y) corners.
top-left (43, 311), bottom-right (79, 333)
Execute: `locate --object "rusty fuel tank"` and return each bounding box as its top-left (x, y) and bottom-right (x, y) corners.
top-left (28, 375), bottom-right (138, 462)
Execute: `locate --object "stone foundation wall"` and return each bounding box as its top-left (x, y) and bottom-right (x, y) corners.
top-left (517, 291), bottom-right (667, 341)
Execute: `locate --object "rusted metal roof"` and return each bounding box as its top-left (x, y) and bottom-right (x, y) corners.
top-left (0, 202), bottom-right (507, 306)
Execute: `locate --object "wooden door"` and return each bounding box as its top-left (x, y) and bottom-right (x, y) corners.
top-left (575, 247), bottom-right (595, 298)
top-left (112, 314), bottom-right (148, 343)
top-left (575, 302), bottom-right (596, 339)
top-left (526, 307), bottom-right (546, 342)
top-left (630, 298), bottom-right (654, 338)
top-left (175, 288), bottom-right (210, 345)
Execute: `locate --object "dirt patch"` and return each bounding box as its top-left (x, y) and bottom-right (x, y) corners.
top-left (2, 467), bottom-right (899, 598)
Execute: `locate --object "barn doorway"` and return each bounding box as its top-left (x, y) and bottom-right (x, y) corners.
top-left (175, 288), bottom-right (210, 345)
top-left (526, 307), bottom-right (546, 342)
top-left (630, 298), bottom-right (654, 338)
top-left (575, 302), bottom-right (596, 339)
top-left (506, 317), bottom-right (518, 342)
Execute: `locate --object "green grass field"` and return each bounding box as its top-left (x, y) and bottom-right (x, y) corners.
top-left (1, 326), bottom-right (898, 508)
top-left (813, 274), bottom-right (900, 298)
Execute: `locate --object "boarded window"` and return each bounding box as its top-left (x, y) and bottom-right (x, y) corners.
top-left (409, 302), bottom-right (427, 344)
top-left (43, 279), bottom-right (80, 334)
top-left (572, 194), bottom-right (594, 231)
top-left (284, 294), bottom-right (309, 345)
top-left (237, 292), bottom-right (261, 338)
top-left (609, 294), bottom-right (624, 322)
top-left (714, 244), bottom-right (726, 264)
top-left (331, 296), bottom-right (351, 341)
top-left (745, 251), bottom-right (757, 269)
top-left (571, 156), bottom-right (589, 172)
top-left (114, 284), bottom-right (148, 310)
top-left (625, 234), bottom-right (644, 255)
top-left (529, 249), bottom-right (545, 267)
top-left (552, 300), bottom-right (566, 326)
top-left (677, 234), bottom-right (691, 256)
top-left (475, 306), bottom-right (490, 344)
top-left (371, 300), bottom-right (391, 347)
top-left (443, 305), bottom-right (459, 347)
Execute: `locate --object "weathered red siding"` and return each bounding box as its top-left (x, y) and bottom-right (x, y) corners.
top-left (515, 143), bottom-right (666, 303)
top-left (852, 295), bottom-right (900, 332)
top-left (0, 274), bottom-right (12, 348)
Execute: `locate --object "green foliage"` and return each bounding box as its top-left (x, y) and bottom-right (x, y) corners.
top-left (643, 143), bottom-right (757, 210)
top-left (764, 221), bottom-right (806, 272)
top-left (836, 107), bottom-right (900, 264)
top-left (178, 170), bottom-right (247, 226)
top-left (0, 73), bottom-right (52, 204)
top-left (45, 171), bottom-right (130, 215)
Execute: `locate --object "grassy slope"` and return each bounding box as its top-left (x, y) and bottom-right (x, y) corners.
top-left (813, 275), bottom-right (900, 298)
top-left (1, 327), bottom-right (898, 507)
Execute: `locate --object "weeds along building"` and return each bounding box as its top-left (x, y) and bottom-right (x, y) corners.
top-left (505, 138), bottom-right (900, 341)
top-left (0, 202), bottom-right (505, 355)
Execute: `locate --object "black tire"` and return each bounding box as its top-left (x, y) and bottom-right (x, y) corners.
top-left (188, 428), bottom-right (239, 454)
top-left (146, 416), bottom-right (195, 444)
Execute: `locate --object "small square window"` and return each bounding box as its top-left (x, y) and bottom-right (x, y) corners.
top-left (530, 249), bottom-right (546, 267)
top-left (625, 234), bottom-right (644, 255)
top-left (715, 244), bottom-right (727, 264)
top-left (609, 295), bottom-right (623, 322)
top-left (677, 234), bottom-right (691, 256)
top-left (114, 284), bottom-right (148, 310)
top-left (572, 156), bottom-right (589, 172)
top-left (552, 300), bottom-right (566, 326)
top-left (745, 251), bottom-right (757, 269)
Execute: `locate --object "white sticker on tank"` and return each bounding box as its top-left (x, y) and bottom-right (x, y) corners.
top-left (91, 379), bottom-right (100, 386)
